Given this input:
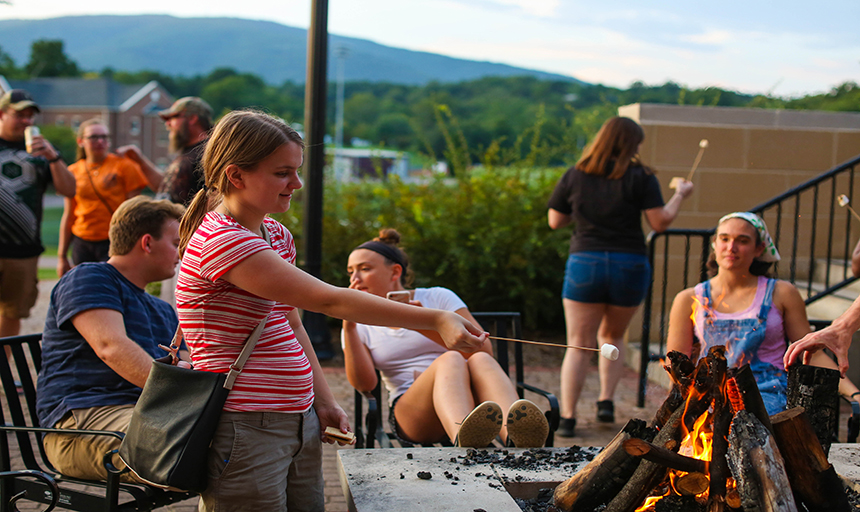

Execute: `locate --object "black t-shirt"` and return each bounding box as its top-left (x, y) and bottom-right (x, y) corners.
top-left (155, 140), bottom-right (206, 205)
top-left (0, 137), bottom-right (51, 258)
top-left (547, 165), bottom-right (665, 255)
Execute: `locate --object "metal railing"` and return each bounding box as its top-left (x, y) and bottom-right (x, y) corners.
top-left (637, 154), bottom-right (860, 406)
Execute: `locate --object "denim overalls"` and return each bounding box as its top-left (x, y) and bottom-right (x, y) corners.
top-left (699, 278), bottom-right (787, 415)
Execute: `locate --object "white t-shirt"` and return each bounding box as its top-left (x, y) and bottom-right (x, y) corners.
top-left (341, 287), bottom-right (467, 404)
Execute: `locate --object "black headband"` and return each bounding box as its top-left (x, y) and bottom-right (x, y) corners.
top-left (356, 241), bottom-right (407, 271)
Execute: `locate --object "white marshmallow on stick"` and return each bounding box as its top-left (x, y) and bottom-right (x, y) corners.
top-left (489, 336), bottom-right (620, 360)
top-left (838, 194), bottom-right (860, 223)
top-left (671, 139), bottom-right (709, 189)
top-left (601, 343), bottom-right (620, 361)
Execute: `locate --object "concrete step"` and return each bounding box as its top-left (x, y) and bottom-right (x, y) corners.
top-left (811, 258), bottom-right (860, 295)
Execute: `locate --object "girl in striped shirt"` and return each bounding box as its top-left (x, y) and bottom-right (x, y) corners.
top-left (175, 110), bottom-right (487, 512)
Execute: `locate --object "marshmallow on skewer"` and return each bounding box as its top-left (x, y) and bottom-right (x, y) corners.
top-left (601, 344), bottom-right (620, 361)
top-left (838, 194), bottom-right (860, 222)
top-left (699, 139), bottom-right (709, 149)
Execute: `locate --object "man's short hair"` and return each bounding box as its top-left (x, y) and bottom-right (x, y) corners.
top-left (159, 97), bottom-right (213, 131)
top-left (109, 196), bottom-right (185, 256)
top-left (0, 89), bottom-right (40, 113)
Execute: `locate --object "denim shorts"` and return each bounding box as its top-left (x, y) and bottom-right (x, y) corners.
top-left (562, 251), bottom-right (651, 307)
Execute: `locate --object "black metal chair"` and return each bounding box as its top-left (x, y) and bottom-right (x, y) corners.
top-left (0, 334), bottom-right (197, 511)
top-left (352, 312), bottom-right (559, 449)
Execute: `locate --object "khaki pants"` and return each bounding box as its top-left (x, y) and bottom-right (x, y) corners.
top-left (198, 408), bottom-right (324, 512)
top-left (43, 404), bottom-right (146, 484)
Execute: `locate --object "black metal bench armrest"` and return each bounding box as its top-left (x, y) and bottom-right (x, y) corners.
top-left (0, 424), bottom-right (124, 440)
top-left (0, 469), bottom-right (60, 512)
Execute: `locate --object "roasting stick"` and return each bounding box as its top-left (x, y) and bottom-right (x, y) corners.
top-left (838, 194), bottom-right (860, 223)
top-left (488, 336), bottom-right (620, 360)
top-left (670, 139), bottom-right (709, 189)
top-left (685, 139), bottom-right (709, 182)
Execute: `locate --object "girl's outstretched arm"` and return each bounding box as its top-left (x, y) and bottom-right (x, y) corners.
top-left (222, 249), bottom-right (488, 352)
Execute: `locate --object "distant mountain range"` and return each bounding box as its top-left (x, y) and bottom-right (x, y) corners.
top-left (0, 15), bottom-right (585, 86)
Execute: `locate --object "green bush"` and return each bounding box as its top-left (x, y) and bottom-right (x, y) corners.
top-left (276, 165), bottom-right (572, 331)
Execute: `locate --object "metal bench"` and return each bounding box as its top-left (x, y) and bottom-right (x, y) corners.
top-left (0, 334), bottom-right (197, 511)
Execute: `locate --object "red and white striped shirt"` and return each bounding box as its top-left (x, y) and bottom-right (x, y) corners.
top-left (176, 212), bottom-right (314, 413)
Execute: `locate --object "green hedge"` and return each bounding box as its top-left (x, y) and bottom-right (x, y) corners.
top-left (275, 165), bottom-right (572, 331)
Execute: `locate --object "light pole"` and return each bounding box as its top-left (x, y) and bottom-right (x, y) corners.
top-left (302, 0), bottom-right (334, 359)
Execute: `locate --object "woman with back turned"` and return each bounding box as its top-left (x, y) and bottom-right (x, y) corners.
top-left (547, 116), bottom-right (694, 437)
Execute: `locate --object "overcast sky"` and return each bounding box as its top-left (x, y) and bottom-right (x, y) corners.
top-left (1, 0), bottom-right (858, 97)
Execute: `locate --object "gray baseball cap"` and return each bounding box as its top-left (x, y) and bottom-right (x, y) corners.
top-left (158, 96), bottom-right (213, 123)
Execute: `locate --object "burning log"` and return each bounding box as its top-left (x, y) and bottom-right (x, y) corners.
top-left (603, 406), bottom-right (685, 512)
top-left (552, 419), bottom-right (655, 512)
top-left (683, 357), bottom-right (714, 432)
top-left (675, 472), bottom-right (710, 496)
top-left (708, 346), bottom-right (730, 512)
top-left (654, 351), bottom-right (696, 428)
top-left (786, 364), bottom-right (840, 455)
top-left (727, 410), bottom-right (797, 512)
top-left (622, 438), bottom-right (707, 474)
top-left (727, 365), bottom-right (773, 434)
top-left (770, 407), bottom-right (850, 512)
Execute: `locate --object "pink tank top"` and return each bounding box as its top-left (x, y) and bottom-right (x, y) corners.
top-left (693, 276), bottom-right (787, 369)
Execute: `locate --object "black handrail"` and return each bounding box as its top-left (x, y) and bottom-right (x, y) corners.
top-left (637, 153), bottom-right (860, 406)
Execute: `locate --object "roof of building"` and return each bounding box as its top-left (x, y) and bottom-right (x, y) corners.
top-left (3, 77), bottom-right (152, 110)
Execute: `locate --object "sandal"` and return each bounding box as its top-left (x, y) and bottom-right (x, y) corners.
top-left (455, 401), bottom-right (502, 448)
top-left (505, 399), bottom-right (549, 448)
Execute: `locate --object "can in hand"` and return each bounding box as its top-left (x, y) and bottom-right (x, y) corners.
top-left (24, 126), bottom-right (39, 153)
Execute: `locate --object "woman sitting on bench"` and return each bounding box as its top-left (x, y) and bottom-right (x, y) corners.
top-left (342, 229), bottom-right (550, 448)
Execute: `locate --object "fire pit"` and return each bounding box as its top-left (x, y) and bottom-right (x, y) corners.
top-left (338, 347), bottom-right (860, 512)
top-left (337, 446), bottom-right (600, 512)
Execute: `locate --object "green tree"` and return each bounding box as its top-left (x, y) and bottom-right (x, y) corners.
top-left (25, 40), bottom-right (80, 77)
top-left (0, 44), bottom-right (21, 78)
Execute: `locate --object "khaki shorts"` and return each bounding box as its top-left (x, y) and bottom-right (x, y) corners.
top-left (0, 256), bottom-right (39, 319)
top-left (43, 404), bottom-right (146, 484)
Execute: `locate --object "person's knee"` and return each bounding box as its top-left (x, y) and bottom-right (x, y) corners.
top-left (437, 350), bottom-right (467, 366)
top-left (466, 351), bottom-right (497, 372)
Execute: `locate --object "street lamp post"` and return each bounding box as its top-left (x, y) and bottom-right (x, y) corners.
top-left (302, 0), bottom-right (334, 359)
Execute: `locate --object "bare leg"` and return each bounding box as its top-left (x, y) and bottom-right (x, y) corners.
top-left (394, 351), bottom-right (476, 443)
top-left (466, 352), bottom-right (519, 440)
top-left (596, 305), bottom-right (639, 401)
top-left (560, 299), bottom-right (605, 419)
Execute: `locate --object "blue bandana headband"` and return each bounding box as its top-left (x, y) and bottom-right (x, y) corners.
top-left (717, 212), bottom-right (781, 263)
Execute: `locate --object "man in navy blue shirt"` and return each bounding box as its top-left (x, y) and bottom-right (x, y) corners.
top-left (36, 195), bottom-right (185, 482)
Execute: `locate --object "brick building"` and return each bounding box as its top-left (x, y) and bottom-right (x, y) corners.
top-left (0, 76), bottom-right (174, 167)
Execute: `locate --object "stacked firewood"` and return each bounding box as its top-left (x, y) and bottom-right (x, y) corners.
top-left (552, 347), bottom-right (850, 512)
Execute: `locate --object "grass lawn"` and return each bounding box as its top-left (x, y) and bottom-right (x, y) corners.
top-left (37, 267), bottom-right (58, 281)
top-left (42, 206), bottom-right (62, 251)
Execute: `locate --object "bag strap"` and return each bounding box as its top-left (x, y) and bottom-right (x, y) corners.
top-left (84, 162), bottom-right (115, 215)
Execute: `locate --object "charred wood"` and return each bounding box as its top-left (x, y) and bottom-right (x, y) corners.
top-left (786, 364), bottom-right (840, 456)
top-left (770, 407), bottom-right (850, 512)
top-left (727, 410), bottom-right (797, 512)
top-left (622, 438), bottom-right (707, 474)
top-left (604, 406), bottom-right (685, 512)
top-left (655, 351), bottom-right (696, 429)
top-left (728, 365), bottom-right (773, 434)
top-left (552, 419), bottom-right (655, 512)
top-left (708, 346), bottom-right (730, 507)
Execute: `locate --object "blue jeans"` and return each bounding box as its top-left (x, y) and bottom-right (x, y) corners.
top-left (754, 364), bottom-right (788, 416)
top-left (562, 251), bottom-right (651, 307)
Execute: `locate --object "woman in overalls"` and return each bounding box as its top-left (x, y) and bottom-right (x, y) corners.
top-left (667, 212), bottom-right (859, 415)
